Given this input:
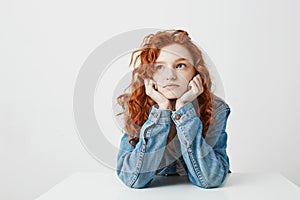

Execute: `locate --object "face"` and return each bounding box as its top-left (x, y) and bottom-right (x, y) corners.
top-left (152, 43), bottom-right (196, 99)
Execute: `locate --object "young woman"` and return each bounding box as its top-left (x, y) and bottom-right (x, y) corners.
top-left (116, 29), bottom-right (231, 189)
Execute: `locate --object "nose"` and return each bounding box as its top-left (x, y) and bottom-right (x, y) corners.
top-left (165, 68), bottom-right (177, 80)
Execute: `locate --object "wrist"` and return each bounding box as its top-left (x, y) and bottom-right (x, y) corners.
top-left (175, 99), bottom-right (185, 110)
top-left (158, 102), bottom-right (172, 110)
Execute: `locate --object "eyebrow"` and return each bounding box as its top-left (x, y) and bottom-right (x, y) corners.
top-left (155, 58), bottom-right (191, 64)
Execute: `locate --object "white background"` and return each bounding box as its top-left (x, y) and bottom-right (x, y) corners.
top-left (1, 0), bottom-right (300, 199)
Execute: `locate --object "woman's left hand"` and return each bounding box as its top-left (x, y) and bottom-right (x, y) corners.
top-left (175, 74), bottom-right (204, 110)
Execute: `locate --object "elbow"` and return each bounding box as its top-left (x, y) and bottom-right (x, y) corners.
top-left (205, 178), bottom-right (226, 188)
top-left (116, 170), bottom-right (152, 189)
top-left (190, 177), bottom-right (225, 189)
top-left (129, 182), bottom-right (150, 189)
top-left (189, 171), bottom-right (229, 189)
top-left (129, 177), bottom-right (152, 189)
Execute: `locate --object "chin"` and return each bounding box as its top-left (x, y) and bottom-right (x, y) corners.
top-left (163, 92), bottom-right (181, 99)
top-left (159, 88), bottom-right (185, 100)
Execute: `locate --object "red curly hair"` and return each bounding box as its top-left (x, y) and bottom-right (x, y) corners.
top-left (117, 29), bottom-right (216, 142)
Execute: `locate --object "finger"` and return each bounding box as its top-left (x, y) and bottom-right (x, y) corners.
top-left (194, 75), bottom-right (203, 91)
top-left (194, 74), bottom-right (201, 85)
top-left (196, 79), bottom-right (202, 91)
top-left (188, 75), bottom-right (200, 89)
top-left (144, 79), bottom-right (149, 86)
top-left (149, 79), bottom-right (155, 89)
top-left (153, 80), bottom-right (158, 90)
top-left (188, 80), bottom-right (193, 90)
top-left (149, 79), bottom-right (158, 95)
top-left (144, 79), bottom-right (151, 94)
top-left (189, 80), bottom-right (198, 92)
top-left (192, 79), bottom-right (204, 95)
top-left (150, 79), bottom-right (160, 90)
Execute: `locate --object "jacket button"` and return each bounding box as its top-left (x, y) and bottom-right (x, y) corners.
top-left (175, 114), bottom-right (181, 120)
top-left (153, 113), bottom-right (158, 118)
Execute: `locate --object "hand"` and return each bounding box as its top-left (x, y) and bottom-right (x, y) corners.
top-left (144, 79), bottom-right (171, 110)
top-left (175, 74), bottom-right (204, 110)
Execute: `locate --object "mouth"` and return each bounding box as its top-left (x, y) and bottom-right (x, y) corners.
top-left (163, 84), bottom-right (180, 89)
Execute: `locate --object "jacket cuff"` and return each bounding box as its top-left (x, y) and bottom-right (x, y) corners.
top-left (148, 105), bottom-right (172, 124)
top-left (171, 102), bottom-right (198, 125)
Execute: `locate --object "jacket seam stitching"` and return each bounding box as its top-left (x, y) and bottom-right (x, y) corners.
top-left (127, 123), bottom-right (155, 187)
top-left (178, 124), bottom-right (208, 188)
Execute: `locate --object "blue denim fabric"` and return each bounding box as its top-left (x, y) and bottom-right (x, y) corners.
top-left (116, 95), bottom-right (231, 189)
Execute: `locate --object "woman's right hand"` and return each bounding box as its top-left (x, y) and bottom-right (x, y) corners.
top-left (144, 79), bottom-right (171, 110)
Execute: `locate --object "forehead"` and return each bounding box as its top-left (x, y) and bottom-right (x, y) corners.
top-left (156, 43), bottom-right (193, 63)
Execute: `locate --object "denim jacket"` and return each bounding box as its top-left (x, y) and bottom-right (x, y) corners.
top-left (116, 95), bottom-right (231, 189)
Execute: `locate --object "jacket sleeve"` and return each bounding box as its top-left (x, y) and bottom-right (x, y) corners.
top-left (172, 102), bottom-right (231, 188)
top-left (116, 106), bottom-right (171, 188)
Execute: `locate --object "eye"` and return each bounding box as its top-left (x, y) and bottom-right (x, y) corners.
top-left (155, 65), bottom-right (164, 70)
top-left (176, 63), bottom-right (186, 69)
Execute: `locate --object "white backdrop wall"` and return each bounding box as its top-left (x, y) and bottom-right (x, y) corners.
top-left (1, 0), bottom-right (300, 199)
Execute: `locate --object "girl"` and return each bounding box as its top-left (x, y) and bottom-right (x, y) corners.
top-left (116, 29), bottom-right (231, 188)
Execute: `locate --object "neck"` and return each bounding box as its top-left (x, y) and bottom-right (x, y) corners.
top-left (169, 99), bottom-right (177, 111)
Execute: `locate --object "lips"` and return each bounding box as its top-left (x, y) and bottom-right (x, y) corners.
top-left (163, 84), bottom-right (180, 89)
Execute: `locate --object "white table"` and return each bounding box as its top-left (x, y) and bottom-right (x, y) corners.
top-left (36, 171), bottom-right (300, 200)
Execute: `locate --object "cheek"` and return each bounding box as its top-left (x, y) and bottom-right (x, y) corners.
top-left (152, 73), bottom-right (163, 83)
top-left (184, 69), bottom-right (196, 82)
top-left (179, 74), bottom-right (193, 86)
